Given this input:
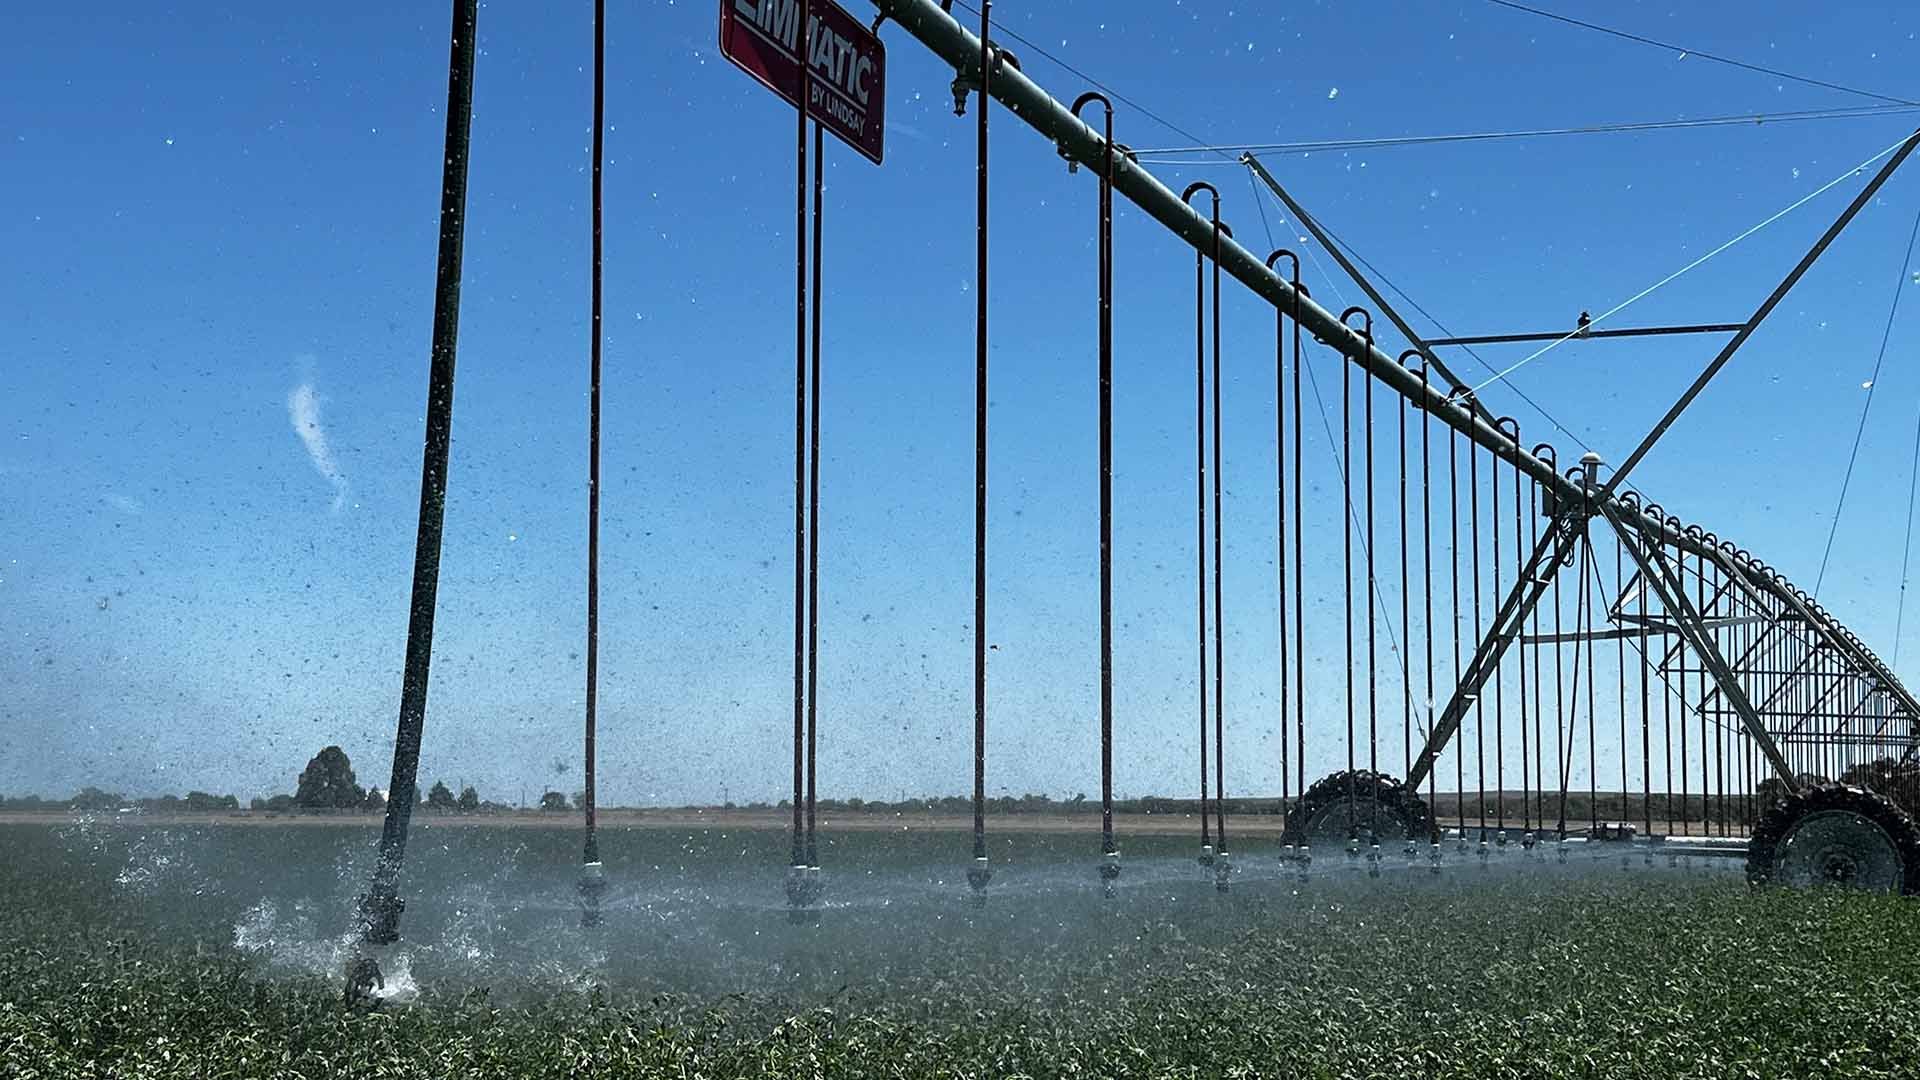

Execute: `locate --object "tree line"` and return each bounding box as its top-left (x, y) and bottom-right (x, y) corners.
top-left (0, 746), bottom-right (505, 816)
top-left (11, 745), bottom-right (1918, 821)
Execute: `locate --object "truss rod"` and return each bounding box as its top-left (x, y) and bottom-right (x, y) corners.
top-left (871, 0), bottom-right (1920, 761)
top-left (1242, 153), bottom-right (1496, 430)
top-left (1604, 506), bottom-right (1797, 787)
top-left (1598, 128), bottom-right (1920, 499)
top-left (1429, 323), bottom-right (1743, 346)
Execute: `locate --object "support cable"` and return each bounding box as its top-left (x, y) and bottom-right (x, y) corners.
top-left (1481, 0), bottom-right (1918, 107)
top-left (1130, 104), bottom-right (1920, 158)
top-left (1898, 387), bottom-right (1920, 668)
top-left (1813, 202), bottom-right (1920, 597)
top-left (1470, 132), bottom-right (1920, 395)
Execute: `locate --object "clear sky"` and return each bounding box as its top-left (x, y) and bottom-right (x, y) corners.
top-left (5, 1), bottom-right (1920, 807)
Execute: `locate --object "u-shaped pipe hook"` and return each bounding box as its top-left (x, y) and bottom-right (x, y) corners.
top-left (1064, 91), bottom-right (1113, 174)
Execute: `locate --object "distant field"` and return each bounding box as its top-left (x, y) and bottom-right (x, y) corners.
top-left (0, 788), bottom-right (1770, 838)
top-left (4, 819), bottom-right (1919, 1077)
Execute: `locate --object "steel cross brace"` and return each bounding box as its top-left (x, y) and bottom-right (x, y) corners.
top-left (1241, 153), bottom-right (1498, 430)
top-left (1406, 508), bottom-right (1585, 791)
top-left (1601, 505), bottom-right (1798, 788)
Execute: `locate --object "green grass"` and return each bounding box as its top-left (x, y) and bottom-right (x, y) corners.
top-left (6, 826), bottom-right (1920, 1078)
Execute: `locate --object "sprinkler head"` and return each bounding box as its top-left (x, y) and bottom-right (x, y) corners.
top-left (1557, 838), bottom-right (1570, 863)
top-left (343, 953), bottom-right (384, 1009)
top-left (784, 863), bottom-right (818, 921)
top-left (1346, 835), bottom-right (1360, 860)
top-left (966, 855), bottom-right (993, 899)
top-left (1496, 830), bottom-right (1509, 850)
top-left (1428, 842), bottom-right (1443, 874)
top-left (1367, 843), bottom-right (1381, 878)
top-left (1198, 843), bottom-right (1214, 868)
top-left (1522, 831), bottom-right (1537, 851)
top-left (1297, 844), bottom-right (1313, 877)
top-left (577, 861), bottom-right (608, 929)
top-left (1477, 838), bottom-right (1490, 860)
top-left (1099, 851), bottom-right (1121, 897)
top-left (950, 72), bottom-right (975, 117)
top-left (1213, 851), bottom-right (1232, 892)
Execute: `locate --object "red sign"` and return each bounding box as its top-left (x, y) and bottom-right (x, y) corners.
top-left (720, 0), bottom-right (886, 165)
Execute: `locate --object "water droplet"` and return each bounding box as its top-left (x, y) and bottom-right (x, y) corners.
top-left (1863, 380), bottom-right (1874, 390)
top-left (1327, 87), bottom-right (1339, 100)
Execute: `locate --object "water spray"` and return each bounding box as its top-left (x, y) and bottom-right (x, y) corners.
top-left (967, 855), bottom-right (992, 907)
top-left (577, 860), bottom-right (607, 928)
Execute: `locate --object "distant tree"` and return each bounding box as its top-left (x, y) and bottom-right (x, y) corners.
top-left (362, 787), bottom-right (387, 812)
top-left (426, 781), bottom-right (457, 812)
top-left (540, 790), bottom-right (569, 812)
top-left (184, 791), bottom-right (224, 812)
top-left (571, 790), bottom-right (588, 811)
top-left (71, 786), bottom-right (125, 812)
top-left (457, 786), bottom-right (480, 813)
top-left (265, 794), bottom-right (297, 812)
top-left (295, 746), bottom-right (366, 810)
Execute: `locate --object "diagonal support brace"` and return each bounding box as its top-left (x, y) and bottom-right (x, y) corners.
top-left (1407, 509), bottom-right (1583, 792)
top-left (1602, 505), bottom-right (1798, 789)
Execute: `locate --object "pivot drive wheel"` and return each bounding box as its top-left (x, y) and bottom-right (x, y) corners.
top-left (1284, 770), bottom-right (1433, 850)
top-left (1746, 783), bottom-right (1920, 895)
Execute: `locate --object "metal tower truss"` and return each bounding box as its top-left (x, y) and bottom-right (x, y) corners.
top-left (870, 0), bottom-right (1920, 888)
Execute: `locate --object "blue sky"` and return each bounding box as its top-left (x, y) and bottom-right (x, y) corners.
top-left (5, 1), bottom-right (1920, 807)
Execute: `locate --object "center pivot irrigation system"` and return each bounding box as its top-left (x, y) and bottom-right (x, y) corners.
top-left (343, 0), bottom-right (1920, 1004)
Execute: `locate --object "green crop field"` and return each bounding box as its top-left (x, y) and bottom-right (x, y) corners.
top-left (5, 821), bottom-right (1920, 1078)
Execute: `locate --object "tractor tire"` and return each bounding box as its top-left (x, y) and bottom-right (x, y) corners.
top-left (1746, 782), bottom-right (1920, 895)
top-left (1283, 769), bottom-right (1435, 849)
